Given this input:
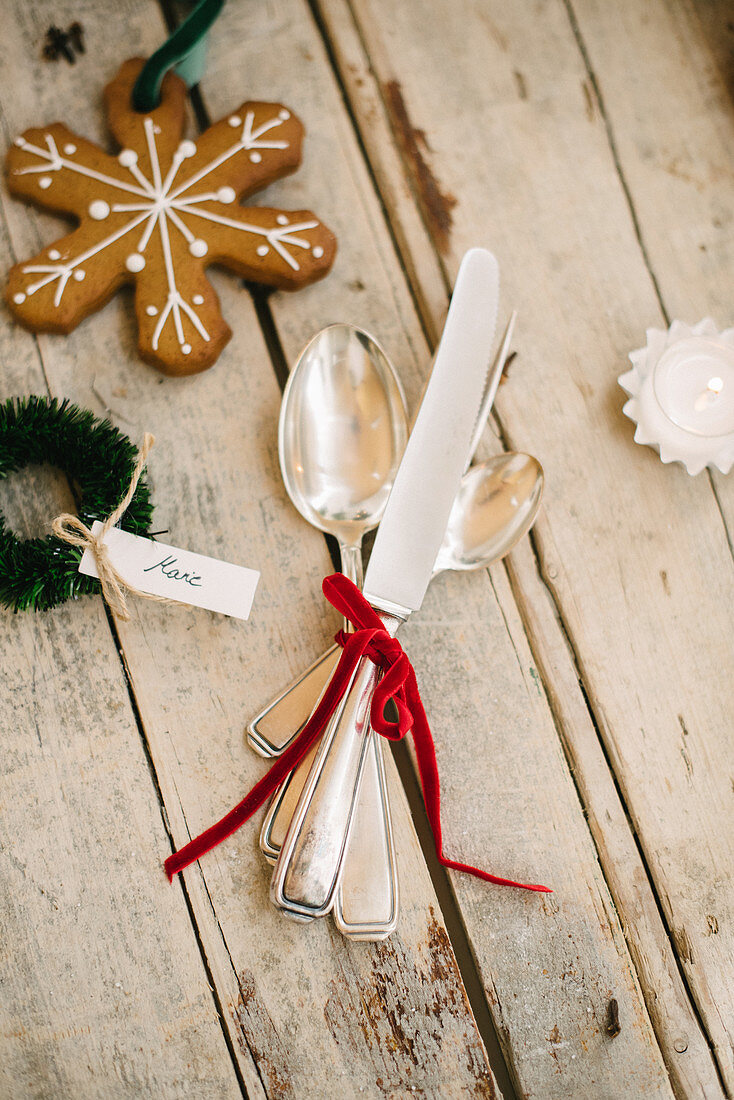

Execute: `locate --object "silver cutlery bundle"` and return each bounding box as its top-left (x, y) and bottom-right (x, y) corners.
top-left (250, 249), bottom-right (544, 937)
top-left (165, 248), bottom-right (546, 931)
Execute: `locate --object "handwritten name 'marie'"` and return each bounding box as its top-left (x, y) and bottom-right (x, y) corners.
top-left (143, 554), bottom-right (203, 587)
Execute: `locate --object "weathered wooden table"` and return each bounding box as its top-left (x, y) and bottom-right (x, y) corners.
top-left (1, 1), bottom-right (732, 1096)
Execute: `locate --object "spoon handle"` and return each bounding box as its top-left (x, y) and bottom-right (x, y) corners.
top-left (270, 611), bottom-right (402, 919)
top-left (260, 741), bottom-right (319, 862)
top-left (255, 642), bottom-right (400, 938)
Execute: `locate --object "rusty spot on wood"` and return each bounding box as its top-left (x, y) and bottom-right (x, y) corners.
top-left (660, 569), bottom-right (671, 596)
top-left (321, 912), bottom-right (496, 1095)
top-left (499, 350), bottom-right (517, 386)
top-left (605, 998), bottom-right (621, 1037)
top-left (546, 1024), bottom-right (563, 1071)
top-left (426, 911), bottom-right (464, 986)
top-left (383, 80), bottom-right (457, 253)
top-left (673, 927), bottom-right (694, 965)
top-left (513, 70), bottom-right (528, 100)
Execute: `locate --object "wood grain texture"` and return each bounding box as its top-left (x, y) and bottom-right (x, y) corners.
top-left (542, 0), bottom-right (734, 1086)
top-left (0, 1), bottom-right (501, 1096)
top-left (328, 0), bottom-right (734, 1091)
top-left (1, 0), bottom-right (726, 1097)
top-left (505, 532), bottom-right (725, 1100)
top-left (201, 3), bottom-right (675, 1097)
top-left (0, 13), bottom-right (244, 1092)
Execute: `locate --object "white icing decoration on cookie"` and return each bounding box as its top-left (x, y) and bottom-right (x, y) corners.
top-left (63, 144), bottom-right (77, 155)
top-left (10, 107), bottom-right (322, 351)
top-left (13, 293), bottom-right (26, 304)
top-left (312, 246), bottom-right (324, 258)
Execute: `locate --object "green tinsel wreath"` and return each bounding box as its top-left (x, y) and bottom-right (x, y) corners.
top-left (0, 395), bottom-right (153, 612)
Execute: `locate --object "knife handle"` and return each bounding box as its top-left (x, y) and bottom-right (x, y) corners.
top-left (270, 610), bottom-right (402, 920)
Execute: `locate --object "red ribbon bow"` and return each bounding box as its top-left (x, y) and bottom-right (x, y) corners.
top-left (165, 574), bottom-right (550, 893)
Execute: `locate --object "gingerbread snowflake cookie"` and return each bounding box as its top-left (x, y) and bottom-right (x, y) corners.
top-left (5, 59), bottom-right (337, 375)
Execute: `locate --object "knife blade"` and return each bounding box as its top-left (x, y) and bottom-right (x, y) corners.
top-left (362, 247), bottom-right (499, 613)
top-left (270, 248), bottom-right (500, 919)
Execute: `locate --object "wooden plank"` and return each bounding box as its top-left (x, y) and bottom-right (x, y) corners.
top-left (0, 13), bottom-right (243, 1090)
top-left (0, 1), bottom-right (502, 1095)
top-left (503, 536), bottom-right (725, 1100)
top-left (548, 0), bottom-right (734, 1085)
top-left (307, 0), bottom-right (449, 346)
top-left (200, 3), bottom-right (676, 1098)
top-left (327, 0), bottom-right (734, 1091)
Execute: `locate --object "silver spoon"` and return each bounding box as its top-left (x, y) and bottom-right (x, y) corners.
top-left (278, 322), bottom-right (407, 590)
top-left (261, 452), bottom-right (544, 937)
top-left (263, 323), bottom-right (408, 923)
top-left (248, 323), bottom-right (407, 757)
top-left (434, 452), bottom-right (543, 574)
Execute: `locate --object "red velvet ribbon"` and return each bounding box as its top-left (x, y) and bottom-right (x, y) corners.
top-left (165, 574), bottom-right (551, 893)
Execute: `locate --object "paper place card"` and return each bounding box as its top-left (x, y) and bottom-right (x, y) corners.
top-left (79, 522), bottom-right (259, 620)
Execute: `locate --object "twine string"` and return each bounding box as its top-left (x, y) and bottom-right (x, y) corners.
top-left (52, 432), bottom-right (165, 621)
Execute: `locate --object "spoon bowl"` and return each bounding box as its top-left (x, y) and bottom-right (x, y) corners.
top-left (434, 452), bottom-right (544, 574)
top-left (279, 324), bottom-right (408, 551)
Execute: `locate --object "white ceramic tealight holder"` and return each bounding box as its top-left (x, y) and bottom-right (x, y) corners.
top-left (619, 319), bottom-right (734, 475)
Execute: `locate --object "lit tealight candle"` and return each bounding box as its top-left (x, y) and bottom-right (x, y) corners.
top-left (619, 320), bottom-right (734, 475)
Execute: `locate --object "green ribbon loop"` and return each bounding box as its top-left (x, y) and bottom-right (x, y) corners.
top-left (132, 0), bottom-right (225, 112)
